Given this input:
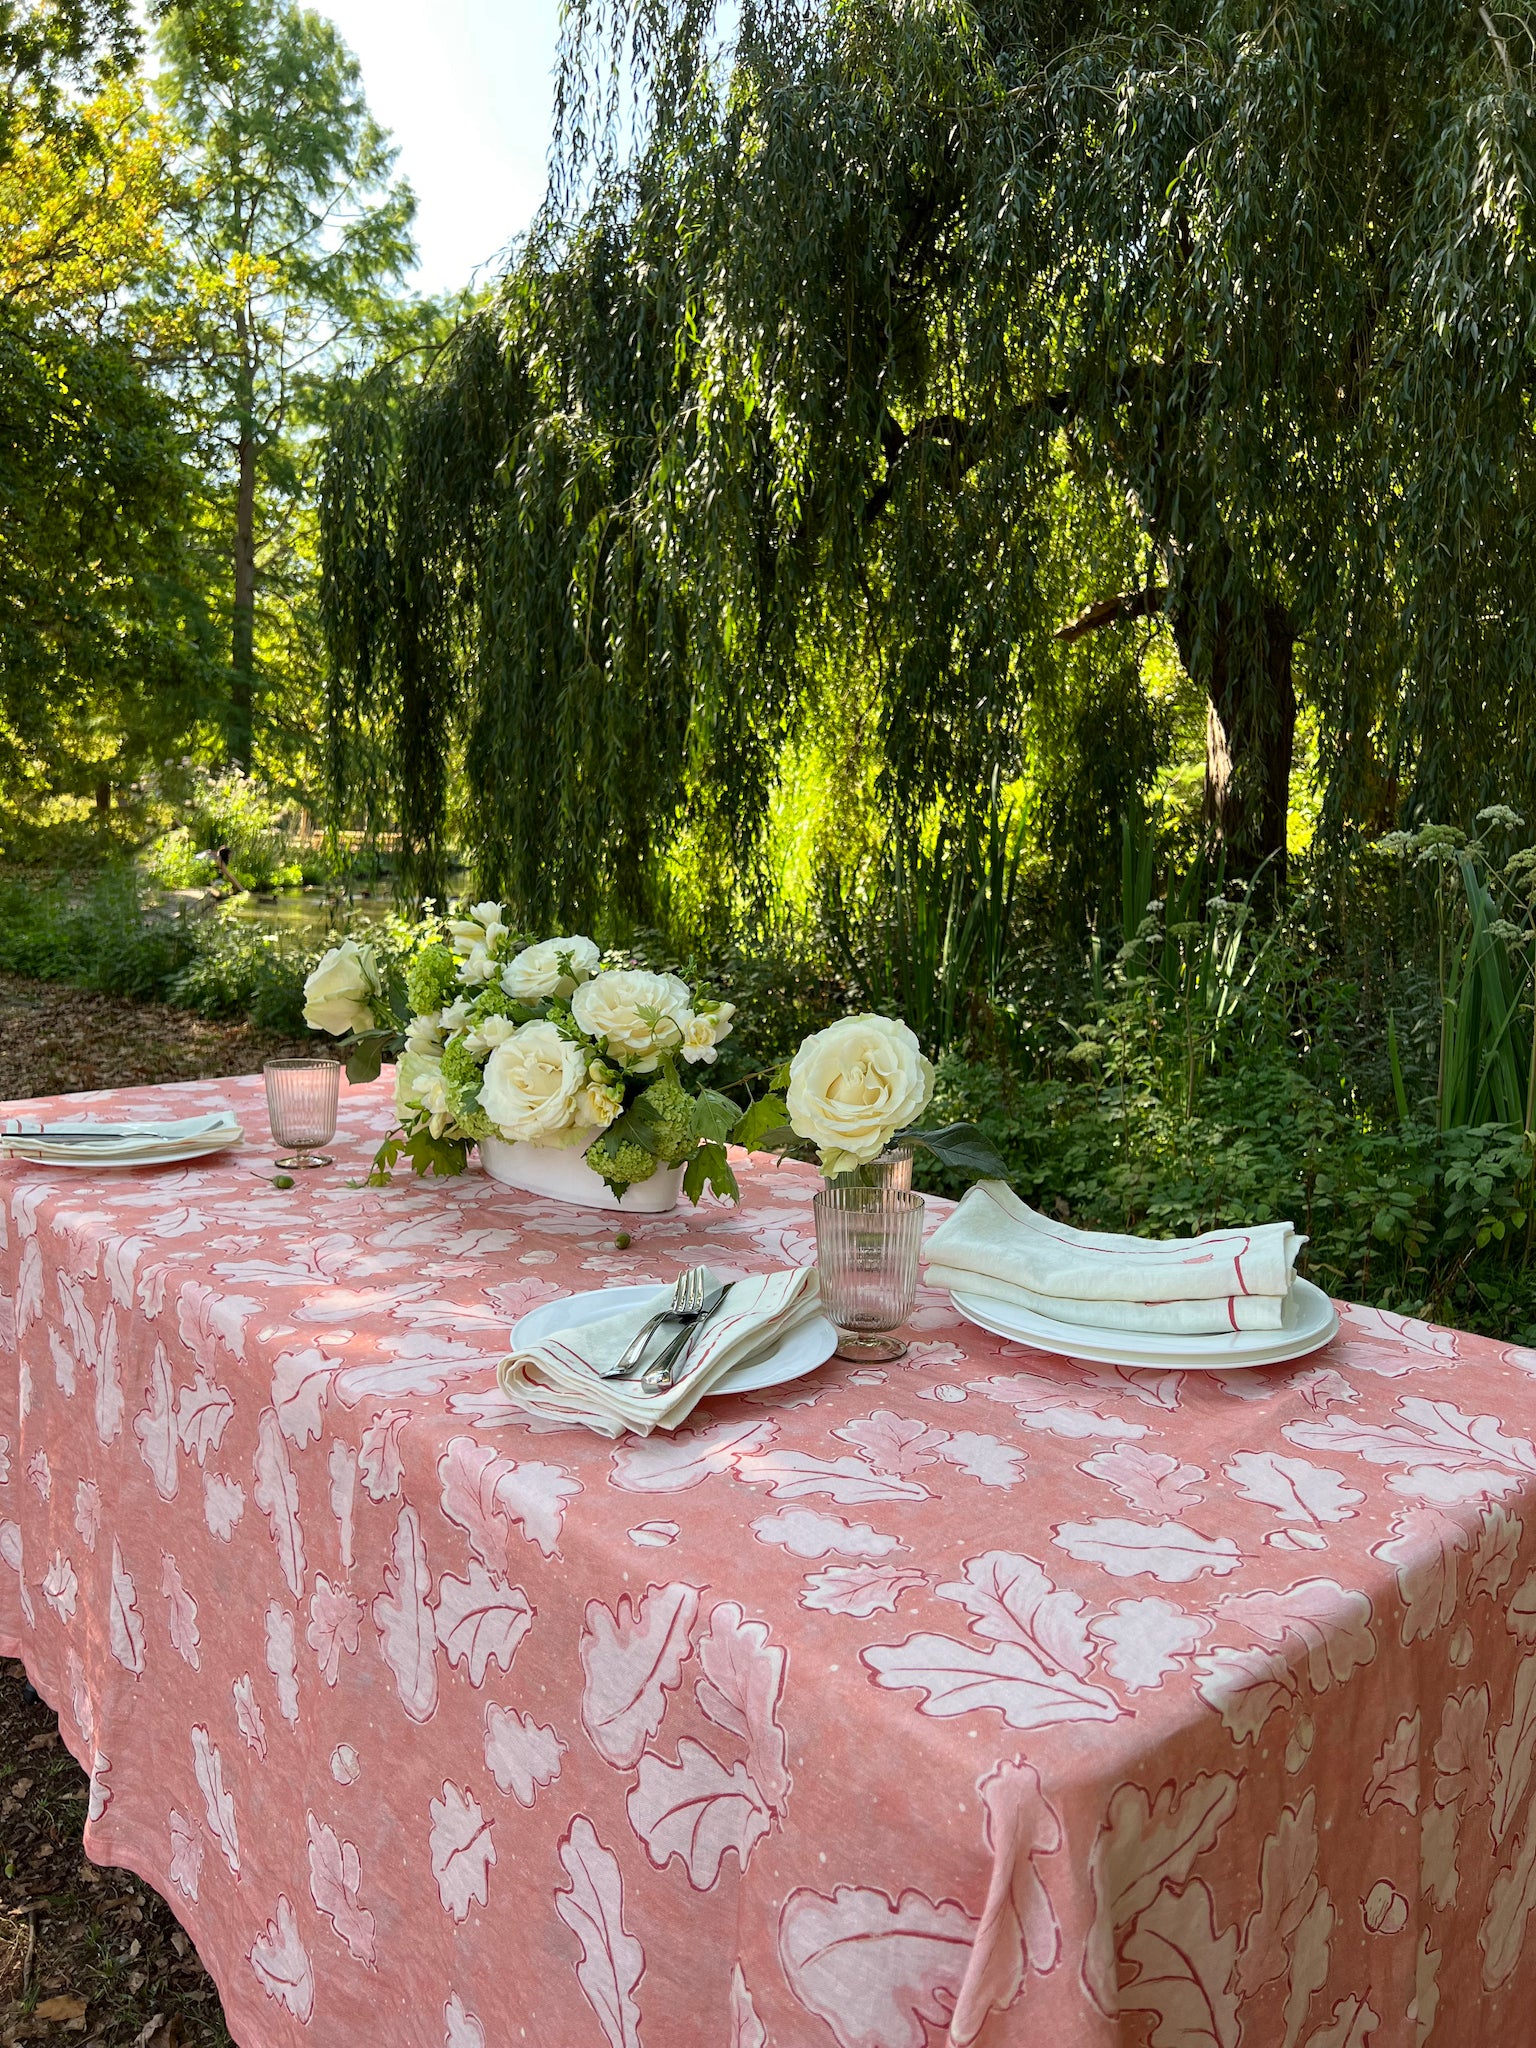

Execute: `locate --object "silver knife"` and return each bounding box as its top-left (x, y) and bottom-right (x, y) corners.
top-left (641, 1281), bottom-right (732, 1392)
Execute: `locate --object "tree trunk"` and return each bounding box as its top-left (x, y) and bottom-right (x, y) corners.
top-left (1172, 577), bottom-right (1297, 892)
top-left (94, 780), bottom-right (110, 816)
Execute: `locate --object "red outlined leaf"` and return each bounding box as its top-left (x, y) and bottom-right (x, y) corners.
top-left (695, 1600), bottom-right (790, 1813)
top-left (627, 1738), bottom-right (772, 1888)
top-left (863, 1632), bottom-right (1121, 1730)
top-left (444, 1993), bottom-right (487, 2048)
top-left (1084, 1773), bottom-right (1240, 2015)
top-left (203, 1472), bottom-right (244, 1542)
top-left (801, 1564), bottom-right (928, 1617)
top-left (833, 1411), bottom-right (945, 1474)
top-left (272, 1347), bottom-right (338, 1448)
top-left (1364, 1713), bottom-right (1419, 1817)
top-left (1223, 1452), bottom-right (1362, 1527)
top-left (329, 1441), bottom-right (357, 1570)
top-left (429, 1781), bottom-right (495, 1922)
top-left (168, 1807), bottom-right (202, 1900)
top-left (751, 1508), bottom-right (901, 1559)
top-left (555, 1817), bottom-right (644, 2048)
top-left (1080, 1446), bottom-right (1208, 1517)
top-left (132, 1343), bottom-right (178, 1501)
top-left (580, 1581), bottom-right (699, 1767)
top-left (434, 1564), bottom-right (533, 1685)
top-left (728, 1964), bottom-right (766, 2048)
top-left (372, 1505), bottom-right (438, 1723)
top-left (937, 1551), bottom-right (1095, 1674)
top-left (484, 1704), bottom-right (565, 1806)
top-left (252, 1407), bottom-right (305, 1598)
top-left (1119, 1878), bottom-right (1239, 2048)
top-left (778, 1883), bottom-right (977, 2048)
top-left (109, 1540), bottom-right (144, 1674)
top-left (438, 1435), bottom-right (579, 1564)
top-left (307, 1810), bottom-right (377, 1965)
top-left (73, 1480), bottom-right (100, 1553)
top-left (307, 1574), bottom-right (364, 1686)
top-left (1053, 1518), bottom-right (1243, 1584)
top-left (358, 1408), bottom-right (409, 1501)
top-left (265, 1602), bottom-right (300, 1726)
top-left (609, 1417), bottom-right (777, 1493)
top-left (160, 1552), bottom-right (200, 1669)
top-left (192, 1723), bottom-right (239, 1876)
top-left (1217, 1578), bottom-right (1377, 1692)
top-left (1372, 1509), bottom-right (1468, 1643)
top-left (734, 1449), bottom-right (930, 1504)
top-left (1235, 1792), bottom-right (1321, 1996)
top-left (1194, 1643), bottom-right (1302, 1744)
top-left (249, 1895), bottom-right (314, 2021)
top-left (949, 1758), bottom-right (1063, 2045)
top-left (233, 1674), bottom-right (268, 1760)
top-left (174, 1370), bottom-right (235, 1464)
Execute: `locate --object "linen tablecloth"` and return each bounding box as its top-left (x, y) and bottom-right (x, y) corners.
top-left (3, 1073), bottom-right (1536, 2048)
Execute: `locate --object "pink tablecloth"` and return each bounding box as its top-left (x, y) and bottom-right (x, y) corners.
top-left (3, 1074), bottom-right (1536, 2047)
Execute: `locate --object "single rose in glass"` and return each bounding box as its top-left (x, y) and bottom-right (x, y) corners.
top-left (502, 934), bottom-right (601, 1002)
top-left (786, 1013), bottom-right (935, 1175)
top-left (570, 968), bottom-right (691, 1072)
top-left (303, 939), bottom-right (382, 1037)
top-left (480, 1021), bottom-right (588, 1142)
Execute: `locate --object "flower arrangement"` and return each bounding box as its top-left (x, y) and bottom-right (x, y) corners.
top-left (303, 905), bottom-right (742, 1201)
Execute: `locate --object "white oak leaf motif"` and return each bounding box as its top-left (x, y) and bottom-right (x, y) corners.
top-left (937, 1551), bottom-right (1095, 1674)
top-left (863, 1631), bottom-right (1121, 1730)
top-left (434, 1564), bottom-right (533, 1685)
top-left (733, 1448), bottom-right (931, 1504)
top-left (580, 1581), bottom-right (699, 1768)
top-left (160, 1552), bottom-right (200, 1669)
top-left (192, 1724), bottom-right (239, 1876)
top-left (800, 1564), bottom-right (928, 1617)
top-left (265, 1602), bottom-right (300, 1726)
top-left (429, 1781), bottom-right (495, 1922)
top-left (1372, 1509), bottom-right (1468, 1644)
top-left (174, 1369), bottom-right (235, 1465)
top-left (1469, 1505), bottom-right (1522, 1604)
top-left (751, 1508), bottom-right (901, 1559)
top-left (1053, 1518), bottom-right (1243, 1583)
top-left (608, 1416), bottom-right (777, 1493)
top-left (372, 1504), bottom-right (438, 1723)
top-left (41, 1549), bottom-right (78, 1624)
top-left (1303, 1996), bottom-right (1380, 2048)
top-left (1363, 1712), bottom-right (1419, 1816)
top-left (252, 1407), bottom-right (305, 1598)
top-left (1089, 1598), bottom-right (1213, 1692)
top-left (778, 1883), bottom-right (978, 2048)
top-left (444, 1993), bottom-right (487, 2048)
top-left (1080, 1445), bottom-right (1208, 1516)
top-left (132, 1343), bottom-right (179, 1501)
top-left (108, 1541), bottom-right (144, 1674)
top-left (307, 1574), bottom-right (364, 1687)
top-left (1223, 1451), bottom-right (1363, 1526)
top-left (1217, 1579), bottom-right (1377, 1693)
top-left (1236, 1792), bottom-right (1322, 1996)
top-left (272, 1347), bottom-right (338, 1447)
top-left (1084, 1772), bottom-right (1240, 2015)
top-left (329, 1441), bottom-right (357, 1570)
top-left (728, 1963), bottom-right (767, 2048)
top-left (358, 1408), bottom-right (409, 1500)
top-left (627, 1738), bottom-right (773, 1888)
top-left (1119, 1877), bottom-right (1240, 2048)
top-left (168, 1808), bottom-right (202, 1900)
top-left (73, 1479), bottom-right (100, 1552)
top-left (307, 1810), bottom-right (378, 1965)
top-left (248, 1894), bottom-right (314, 2022)
top-left (948, 1758), bottom-right (1063, 2046)
top-left (233, 1674), bottom-right (268, 1760)
top-left (1194, 1643), bottom-right (1303, 1743)
top-left (203, 1472), bottom-right (245, 1542)
top-left (554, 1817), bottom-right (643, 2048)
top-left (695, 1600), bottom-right (790, 1813)
top-left (437, 1435), bottom-right (579, 1566)
top-left (483, 1704), bottom-right (565, 1806)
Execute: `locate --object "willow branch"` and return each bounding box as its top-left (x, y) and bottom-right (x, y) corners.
top-left (1054, 584), bottom-right (1168, 642)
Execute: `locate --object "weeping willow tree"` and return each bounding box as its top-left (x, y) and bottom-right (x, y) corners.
top-left (320, 0), bottom-right (1536, 920)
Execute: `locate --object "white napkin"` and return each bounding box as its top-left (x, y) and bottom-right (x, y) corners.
top-left (0, 1114), bottom-right (244, 1163)
top-left (498, 1267), bottom-right (823, 1437)
top-left (925, 1180), bottom-right (1302, 1334)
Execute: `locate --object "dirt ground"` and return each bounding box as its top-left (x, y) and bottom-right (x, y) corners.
top-left (0, 981), bottom-right (264, 2043)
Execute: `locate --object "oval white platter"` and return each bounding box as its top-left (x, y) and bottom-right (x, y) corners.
top-left (950, 1275), bottom-right (1340, 1371)
top-left (513, 1283), bottom-right (839, 1396)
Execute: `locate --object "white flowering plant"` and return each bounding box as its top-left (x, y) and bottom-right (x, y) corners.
top-left (732, 1012), bottom-right (1007, 1183)
top-left (304, 903), bottom-right (744, 1200)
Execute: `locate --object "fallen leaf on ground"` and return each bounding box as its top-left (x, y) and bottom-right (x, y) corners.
top-left (33, 1996), bottom-right (86, 2021)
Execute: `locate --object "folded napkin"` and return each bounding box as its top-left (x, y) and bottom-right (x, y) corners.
top-left (0, 1114), bottom-right (244, 1163)
top-left (925, 1180), bottom-right (1303, 1335)
top-left (498, 1267), bottom-right (823, 1437)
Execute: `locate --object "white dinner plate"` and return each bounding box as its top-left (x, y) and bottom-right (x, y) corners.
top-left (512, 1283), bottom-right (839, 1396)
top-left (950, 1275), bottom-right (1340, 1371)
top-left (0, 1115), bottom-right (244, 1169)
top-left (2, 1139), bottom-right (246, 1170)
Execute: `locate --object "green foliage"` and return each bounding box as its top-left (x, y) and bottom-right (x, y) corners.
top-left (406, 943), bottom-right (460, 1017)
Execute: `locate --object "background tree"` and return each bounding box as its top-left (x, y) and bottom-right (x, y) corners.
top-left (322, 0), bottom-right (1536, 919)
top-left (155, 0), bottom-right (420, 771)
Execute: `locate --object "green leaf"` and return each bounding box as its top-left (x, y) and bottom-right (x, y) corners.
top-left (345, 1031), bottom-right (392, 1086)
top-left (901, 1121), bottom-right (1010, 1180)
top-left (684, 1141), bottom-right (739, 1205)
top-left (731, 1092), bottom-right (791, 1152)
top-left (367, 1132), bottom-right (404, 1186)
top-left (690, 1088), bottom-right (739, 1144)
top-left (604, 1092), bottom-right (663, 1158)
top-left (402, 1128), bottom-right (470, 1179)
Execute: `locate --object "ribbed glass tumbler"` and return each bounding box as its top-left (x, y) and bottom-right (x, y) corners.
top-left (264, 1058), bottom-right (340, 1170)
top-left (813, 1185), bottom-right (924, 1362)
top-left (822, 1144), bottom-right (915, 1192)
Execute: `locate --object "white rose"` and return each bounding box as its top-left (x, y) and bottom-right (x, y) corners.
top-left (304, 940), bottom-right (380, 1036)
top-left (458, 944), bottom-right (496, 987)
top-left (446, 919), bottom-right (483, 957)
top-left (440, 997), bottom-right (473, 1031)
top-left (405, 1012), bottom-right (444, 1054)
top-left (464, 1012), bottom-right (519, 1055)
top-left (395, 1049), bottom-right (450, 1134)
top-left (574, 1081), bottom-right (622, 1129)
top-left (786, 1013), bottom-right (935, 1174)
top-left (479, 1021), bottom-right (588, 1143)
top-left (471, 900), bottom-right (503, 926)
top-left (570, 968), bottom-right (691, 1073)
top-left (502, 934), bottom-right (601, 1002)
top-left (679, 1002), bottom-right (737, 1066)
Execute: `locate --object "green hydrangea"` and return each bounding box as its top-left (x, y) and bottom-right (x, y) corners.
top-left (640, 1073), bottom-right (697, 1166)
top-left (407, 943), bottom-right (460, 1017)
top-left (468, 985), bottom-right (515, 1022)
top-left (439, 1035), bottom-right (486, 1110)
top-left (455, 1105), bottom-right (495, 1141)
top-left (585, 1134), bottom-right (661, 1188)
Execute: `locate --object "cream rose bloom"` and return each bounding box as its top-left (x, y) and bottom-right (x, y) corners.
top-left (574, 1080), bottom-right (622, 1129)
top-left (479, 1021), bottom-right (588, 1143)
top-left (463, 1012), bottom-right (519, 1055)
top-left (786, 1014), bottom-right (935, 1174)
top-left (680, 1002), bottom-right (737, 1066)
top-left (502, 934), bottom-right (601, 1003)
top-left (395, 1049), bottom-right (450, 1135)
top-left (303, 940), bottom-right (381, 1036)
top-left (571, 968), bottom-right (691, 1072)
top-left (458, 944), bottom-right (497, 988)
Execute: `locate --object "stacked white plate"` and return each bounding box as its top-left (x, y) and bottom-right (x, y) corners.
top-left (949, 1277), bottom-right (1339, 1371)
top-left (0, 1114), bottom-right (244, 1168)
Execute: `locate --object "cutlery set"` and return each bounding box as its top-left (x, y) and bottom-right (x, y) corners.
top-left (598, 1266), bottom-right (732, 1392)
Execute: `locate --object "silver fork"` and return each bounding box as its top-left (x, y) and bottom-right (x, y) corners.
top-left (599, 1267), bottom-right (711, 1380)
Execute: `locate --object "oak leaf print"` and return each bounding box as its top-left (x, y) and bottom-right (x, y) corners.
top-left (328, 1441), bottom-right (357, 1570)
top-left (1084, 1772), bottom-right (1240, 2015)
top-left (191, 1724), bottom-right (239, 1876)
top-left (1089, 1599), bottom-right (1212, 1692)
top-left (1118, 1878), bottom-right (1239, 2048)
top-left (1362, 1882), bottom-right (1408, 1935)
top-left (555, 1817), bottom-right (643, 2048)
top-left (307, 1810), bottom-right (377, 1965)
top-left (265, 1601), bottom-right (300, 1726)
top-left (233, 1674), bottom-right (268, 1759)
top-left (1236, 1792), bottom-right (1322, 1996)
top-left (1372, 1509), bottom-right (1467, 1643)
top-left (483, 1704), bottom-right (565, 1806)
top-left (372, 1505), bottom-right (438, 1723)
top-left (93, 1304), bottom-right (123, 1446)
top-left (1433, 1685), bottom-right (1492, 1811)
top-left (108, 1541), bottom-right (144, 1674)
top-left (437, 1435), bottom-right (578, 1566)
top-left (41, 1549), bottom-right (77, 1624)
top-left (1194, 1643), bottom-right (1302, 1743)
top-left (174, 1369), bottom-right (235, 1464)
top-left (272, 1347), bottom-right (337, 1447)
top-left (969, 1371), bottom-right (1149, 1441)
top-left (608, 1416), bottom-right (777, 1493)
top-left (434, 1563), bottom-right (533, 1685)
top-left (253, 1407), bottom-right (305, 1598)
top-left (949, 1758), bottom-right (1063, 2046)
top-left (249, 1895), bottom-right (314, 2022)
top-left (627, 1738), bottom-right (773, 1887)
top-left (1491, 1653), bottom-right (1536, 1841)
top-left (160, 1552), bottom-right (200, 1668)
top-left (778, 1884), bottom-right (977, 2048)
top-left (307, 1574), bottom-right (364, 1686)
top-left (73, 1479), bottom-right (99, 1552)
top-left (132, 1343), bottom-right (178, 1500)
top-left (444, 1994), bottom-right (486, 2048)
top-left (1363, 1712), bottom-right (1420, 1816)
top-left (729, 1963), bottom-right (767, 2048)
top-left (833, 1411), bottom-right (944, 1474)
top-left (429, 1781), bottom-right (495, 1922)
top-left (358, 1408), bottom-right (409, 1500)
top-left (937, 1551), bottom-right (1095, 1673)
top-left (735, 1447), bottom-right (931, 1504)
top-left (800, 1564), bottom-right (927, 1617)
top-left (1223, 1452), bottom-right (1362, 1526)
top-left (203, 1472), bottom-right (244, 1542)
top-left (929, 1431), bottom-right (1028, 1488)
top-left (1303, 1996), bottom-right (1379, 2048)
top-left (580, 1580), bottom-right (699, 1767)
top-left (752, 1508), bottom-right (901, 1559)
top-left (695, 1600), bottom-right (790, 1812)
top-left (168, 1808), bottom-right (202, 1900)
top-left (1469, 1506), bottom-right (1522, 1605)
top-left (1080, 1445), bottom-right (1208, 1517)
top-left (863, 1633), bottom-right (1120, 1730)
top-left (26, 1449), bottom-right (48, 1501)
top-left (1481, 1783), bottom-right (1536, 1988)
top-left (1054, 1518), bottom-right (1243, 1583)
top-left (0, 1521), bottom-right (33, 1626)
top-left (1217, 1579), bottom-right (1377, 1693)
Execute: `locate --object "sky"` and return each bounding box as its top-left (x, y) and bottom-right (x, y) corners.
top-left (317, 0), bottom-right (564, 300)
